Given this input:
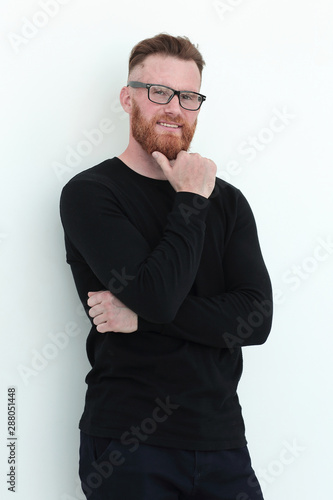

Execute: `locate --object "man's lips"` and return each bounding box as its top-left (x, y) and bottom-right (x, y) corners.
top-left (157, 121), bottom-right (183, 130)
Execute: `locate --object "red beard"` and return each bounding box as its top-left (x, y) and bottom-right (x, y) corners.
top-left (131, 99), bottom-right (197, 160)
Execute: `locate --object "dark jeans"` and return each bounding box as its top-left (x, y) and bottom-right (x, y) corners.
top-left (79, 431), bottom-right (264, 500)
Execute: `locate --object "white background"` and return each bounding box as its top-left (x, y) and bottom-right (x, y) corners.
top-left (1, 0), bottom-right (332, 499)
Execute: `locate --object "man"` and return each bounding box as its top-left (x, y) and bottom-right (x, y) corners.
top-left (60, 33), bottom-right (273, 500)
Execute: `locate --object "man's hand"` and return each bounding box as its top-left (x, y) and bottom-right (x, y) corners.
top-left (152, 150), bottom-right (217, 199)
top-left (87, 291), bottom-right (138, 333)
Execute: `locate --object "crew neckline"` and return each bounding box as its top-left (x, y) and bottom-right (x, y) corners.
top-left (114, 156), bottom-right (170, 184)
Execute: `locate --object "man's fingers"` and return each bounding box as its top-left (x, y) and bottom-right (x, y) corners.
top-left (87, 295), bottom-right (99, 308)
top-left (88, 304), bottom-right (104, 318)
top-left (96, 323), bottom-right (109, 334)
top-left (86, 290), bottom-right (137, 334)
top-left (87, 290), bottom-right (111, 307)
top-left (92, 314), bottom-right (106, 326)
top-left (152, 151), bottom-right (171, 174)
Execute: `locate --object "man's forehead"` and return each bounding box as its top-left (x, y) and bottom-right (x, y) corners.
top-left (130, 54), bottom-right (201, 90)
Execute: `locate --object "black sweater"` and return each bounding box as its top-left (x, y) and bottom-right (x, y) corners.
top-left (60, 157), bottom-right (272, 450)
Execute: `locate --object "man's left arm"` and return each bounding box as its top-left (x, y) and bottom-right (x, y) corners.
top-left (157, 191), bottom-right (273, 349)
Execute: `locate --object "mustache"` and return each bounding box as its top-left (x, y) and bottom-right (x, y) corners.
top-left (154, 115), bottom-right (184, 125)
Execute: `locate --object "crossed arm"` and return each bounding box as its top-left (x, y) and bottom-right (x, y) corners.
top-left (61, 152), bottom-right (272, 349)
top-left (87, 222), bottom-right (273, 350)
top-left (86, 197), bottom-right (272, 348)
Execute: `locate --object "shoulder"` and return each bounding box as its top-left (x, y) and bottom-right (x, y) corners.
top-left (210, 176), bottom-right (257, 235)
top-left (64, 158), bottom-right (120, 186)
top-left (213, 176), bottom-right (250, 212)
top-left (60, 158), bottom-right (124, 199)
top-left (60, 158), bottom-right (125, 218)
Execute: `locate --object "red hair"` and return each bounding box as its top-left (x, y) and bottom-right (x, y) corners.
top-left (128, 33), bottom-right (205, 78)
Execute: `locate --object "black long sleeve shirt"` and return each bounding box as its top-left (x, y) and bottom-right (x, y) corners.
top-left (60, 157), bottom-right (273, 450)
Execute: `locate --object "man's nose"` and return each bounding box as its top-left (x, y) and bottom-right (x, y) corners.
top-left (164, 93), bottom-right (182, 113)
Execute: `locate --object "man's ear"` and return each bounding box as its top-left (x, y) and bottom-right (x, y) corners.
top-left (119, 86), bottom-right (132, 114)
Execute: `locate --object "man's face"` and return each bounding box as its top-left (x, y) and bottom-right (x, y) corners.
top-left (128, 55), bottom-right (202, 160)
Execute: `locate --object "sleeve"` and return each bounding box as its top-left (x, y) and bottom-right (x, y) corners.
top-left (139, 191), bottom-right (273, 349)
top-left (60, 179), bottom-right (210, 324)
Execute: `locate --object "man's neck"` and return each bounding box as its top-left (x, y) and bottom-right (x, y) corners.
top-left (118, 144), bottom-right (168, 180)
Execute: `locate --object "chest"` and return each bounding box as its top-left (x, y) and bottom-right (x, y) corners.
top-left (114, 182), bottom-right (228, 295)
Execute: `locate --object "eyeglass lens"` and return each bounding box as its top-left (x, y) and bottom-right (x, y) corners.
top-left (149, 85), bottom-right (203, 110)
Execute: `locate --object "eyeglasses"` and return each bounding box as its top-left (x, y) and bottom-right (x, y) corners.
top-left (127, 81), bottom-right (206, 111)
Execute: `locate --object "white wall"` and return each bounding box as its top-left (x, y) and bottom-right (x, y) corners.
top-left (1, 1), bottom-right (332, 498)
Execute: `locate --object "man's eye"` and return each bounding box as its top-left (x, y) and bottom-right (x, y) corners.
top-left (181, 93), bottom-right (195, 101)
top-left (152, 88), bottom-right (167, 96)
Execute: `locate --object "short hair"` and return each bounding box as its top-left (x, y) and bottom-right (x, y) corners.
top-left (128, 33), bottom-right (205, 79)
